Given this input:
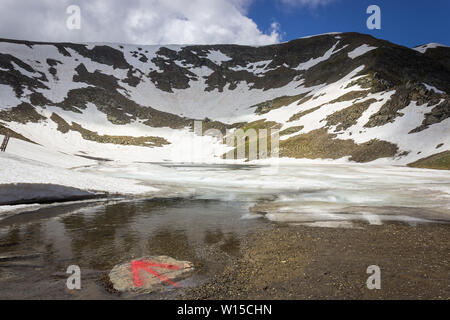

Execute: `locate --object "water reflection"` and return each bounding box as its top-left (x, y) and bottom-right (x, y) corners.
top-left (0, 198), bottom-right (266, 298)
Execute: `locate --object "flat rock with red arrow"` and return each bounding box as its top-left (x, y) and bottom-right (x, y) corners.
top-left (109, 256), bottom-right (194, 293)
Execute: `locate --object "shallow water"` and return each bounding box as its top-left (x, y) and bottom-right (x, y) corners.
top-left (0, 198), bottom-right (266, 299)
top-left (0, 163), bottom-right (449, 298)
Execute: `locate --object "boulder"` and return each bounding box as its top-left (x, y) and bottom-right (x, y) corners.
top-left (109, 256), bottom-right (194, 293)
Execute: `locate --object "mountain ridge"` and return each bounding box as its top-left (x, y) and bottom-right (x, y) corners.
top-left (0, 32), bottom-right (449, 168)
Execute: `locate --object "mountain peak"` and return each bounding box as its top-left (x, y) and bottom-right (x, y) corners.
top-left (0, 34), bottom-right (449, 169)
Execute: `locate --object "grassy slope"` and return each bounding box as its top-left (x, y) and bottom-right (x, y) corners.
top-left (408, 150), bottom-right (450, 170)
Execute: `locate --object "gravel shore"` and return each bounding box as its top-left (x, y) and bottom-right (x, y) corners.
top-left (184, 222), bottom-right (450, 300)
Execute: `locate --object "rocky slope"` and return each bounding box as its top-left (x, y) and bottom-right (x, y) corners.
top-left (0, 32), bottom-right (449, 168)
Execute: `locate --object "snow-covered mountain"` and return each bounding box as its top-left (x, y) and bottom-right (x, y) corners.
top-left (1, 32), bottom-right (449, 169)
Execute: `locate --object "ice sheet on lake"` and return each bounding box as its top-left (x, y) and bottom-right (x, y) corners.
top-left (81, 161), bottom-right (450, 227)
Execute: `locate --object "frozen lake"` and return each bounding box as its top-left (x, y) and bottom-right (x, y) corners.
top-left (0, 162), bottom-right (449, 298)
top-left (80, 162), bottom-right (450, 227)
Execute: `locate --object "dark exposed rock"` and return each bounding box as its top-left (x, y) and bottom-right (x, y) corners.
top-left (46, 58), bottom-right (62, 67)
top-left (55, 86), bottom-right (191, 128)
top-left (0, 53), bottom-right (49, 96)
top-left (48, 67), bottom-right (57, 77)
top-left (419, 46), bottom-right (450, 70)
top-left (138, 54), bottom-right (148, 63)
top-left (325, 98), bottom-right (377, 131)
top-left (122, 68), bottom-right (142, 87)
top-left (70, 45), bottom-right (131, 70)
top-left (345, 73), bottom-right (393, 93)
top-left (29, 92), bottom-right (53, 106)
top-left (50, 113), bottom-right (170, 147)
top-left (409, 99), bottom-right (450, 133)
top-left (2, 34), bottom-right (448, 96)
top-left (73, 63), bottom-right (121, 90)
top-left (365, 83), bottom-right (445, 128)
top-left (0, 102), bottom-right (46, 124)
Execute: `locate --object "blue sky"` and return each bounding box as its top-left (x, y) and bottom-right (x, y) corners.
top-left (0, 0), bottom-right (448, 46)
top-left (248, 0), bottom-right (450, 47)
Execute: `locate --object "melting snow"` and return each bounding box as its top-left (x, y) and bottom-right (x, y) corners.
top-left (206, 50), bottom-right (232, 65)
top-left (413, 43), bottom-right (449, 53)
top-left (295, 41), bottom-right (348, 70)
top-left (0, 84), bottom-right (21, 109)
top-left (348, 44), bottom-right (377, 59)
top-left (423, 83), bottom-right (445, 94)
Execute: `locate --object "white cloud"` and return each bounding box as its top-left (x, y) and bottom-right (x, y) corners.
top-left (0, 0), bottom-right (281, 45)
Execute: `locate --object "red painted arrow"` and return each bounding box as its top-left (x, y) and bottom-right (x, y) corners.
top-left (131, 259), bottom-right (182, 288)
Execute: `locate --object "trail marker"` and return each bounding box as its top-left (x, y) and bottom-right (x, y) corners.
top-left (131, 259), bottom-right (181, 288)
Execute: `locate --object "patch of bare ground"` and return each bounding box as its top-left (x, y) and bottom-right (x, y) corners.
top-left (327, 90), bottom-right (369, 104)
top-left (280, 126), bottom-right (304, 136)
top-left (279, 128), bottom-right (398, 162)
top-left (0, 103), bottom-right (44, 143)
top-left (252, 93), bottom-right (309, 115)
top-left (184, 223), bottom-right (450, 300)
top-left (288, 106), bottom-right (321, 122)
top-left (408, 150), bottom-right (450, 170)
top-left (0, 102), bottom-right (46, 124)
top-left (50, 113), bottom-right (169, 147)
top-left (325, 98), bottom-right (377, 131)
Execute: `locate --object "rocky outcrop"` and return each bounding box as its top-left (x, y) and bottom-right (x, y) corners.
top-left (109, 256), bottom-right (194, 293)
top-left (364, 82), bottom-right (445, 128)
top-left (326, 98), bottom-right (377, 131)
top-left (50, 113), bottom-right (169, 147)
top-left (0, 103), bottom-right (46, 124)
top-left (409, 99), bottom-right (450, 133)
